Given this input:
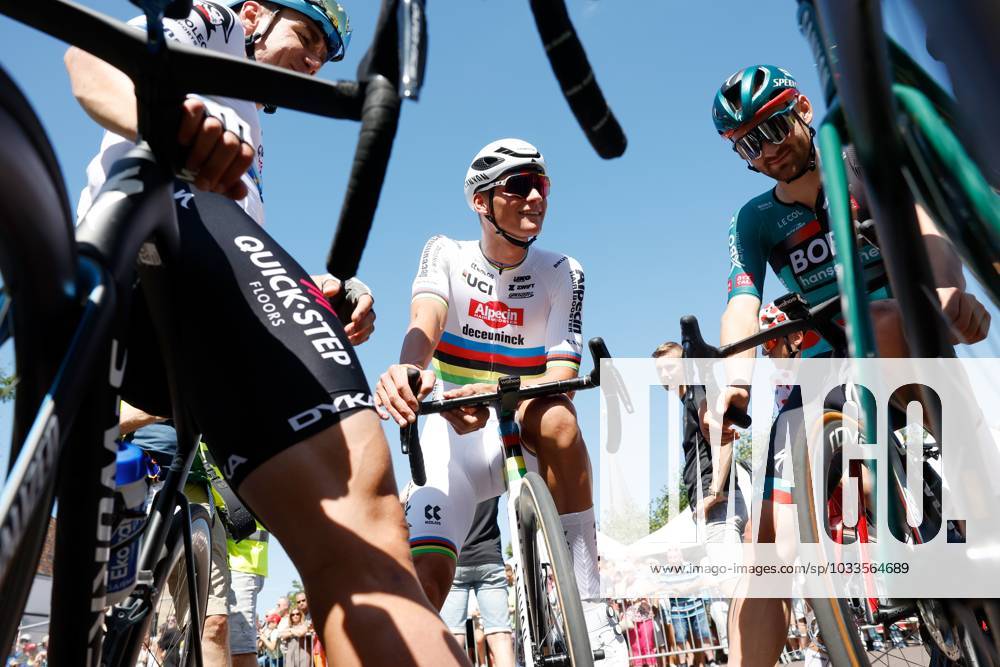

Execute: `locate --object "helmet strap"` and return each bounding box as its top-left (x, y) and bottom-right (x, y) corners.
top-left (782, 117), bottom-right (817, 184)
top-left (244, 9), bottom-right (282, 113)
top-left (484, 190), bottom-right (537, 249)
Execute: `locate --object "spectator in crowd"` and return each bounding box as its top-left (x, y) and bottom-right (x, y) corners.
top-left (156, 616), bottom-right (183, 667)
top-left (653, 342), bottom-right (747, 548)
top-left (7, 634), bottom-right (31, 665)
top-left (651, 599), bottom-right (677, 667)
top-left (273, 597), bottom-right (290, 627)
top-left (294, 593), bottom-right (310, 624)
top-left (439, 499), bottom-right (514, 667)
top-left (279, 608), bottom-right (311, 667)
top-left (504, 562), bottom-right (515, 630)
top-left (227, 522), bottom-right (270, 667)
top-left (34, 636), bottom-right (46, 667)
top-left (621, 599), bottom-right (657, 666)
top-left (668, 596), bottom-right (716, 667)
top-left (257, 613), bottom-right (283, 667)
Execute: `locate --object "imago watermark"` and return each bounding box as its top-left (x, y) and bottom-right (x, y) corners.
top-left (597, 357), bottom-right (1000, 599)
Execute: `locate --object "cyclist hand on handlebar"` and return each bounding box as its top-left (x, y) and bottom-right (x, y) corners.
top-left (374, 364), bottom-right (436, 426)
top-left (699, 387), bottom-right (746, 446)
top-left (176, 97), bottom-right (256, 199)
top-left (936, 286), bottom-right (991, 344)
top-left (438, 382), bottom-right (494, 435)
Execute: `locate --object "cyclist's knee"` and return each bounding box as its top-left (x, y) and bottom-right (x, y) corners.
top-left (238, 414), bottom-right (409, 571)
top-left (520, 395), bottom-right (581, 449)
top-left (413, 553), bottom-right (456, 610)
top-left (202, 613), bottom-right (228, 643)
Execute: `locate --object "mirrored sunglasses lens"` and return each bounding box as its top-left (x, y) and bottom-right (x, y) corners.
top-left (502, 174), bottom-right (548, 198)
top-left (734, 133), bottom-right (762, 161)
top-left (759, 113), bottom-right (794, 144)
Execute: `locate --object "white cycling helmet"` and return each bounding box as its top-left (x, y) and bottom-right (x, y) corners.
top-left (463, 138), bottom-right (546, 212)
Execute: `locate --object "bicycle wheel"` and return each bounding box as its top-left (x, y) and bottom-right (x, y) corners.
top-left (792, 410), bottom-right (928, 666)
top-left (515, 471), bottom-right (592, 667)
top-left (0, 65), bottom-right (79, 653)
top-left (104, 503), bottom-right (212, 667)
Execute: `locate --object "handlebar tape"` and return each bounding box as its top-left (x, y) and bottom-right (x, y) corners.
top-left (326, 76), bottom-right (401, 280)
top-left (527, 0), bottom-right (626, 159)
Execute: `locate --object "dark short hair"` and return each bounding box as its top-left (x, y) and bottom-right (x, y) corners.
top-left (652, 341), bottom-right (682, 359)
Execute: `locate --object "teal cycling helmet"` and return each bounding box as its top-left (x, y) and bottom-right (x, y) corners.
top-left (712, 65), bottom-right (799, 137)
top-left (230, 0), bottom-right (351, 62)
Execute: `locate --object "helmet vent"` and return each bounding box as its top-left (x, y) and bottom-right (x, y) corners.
top-left (471, 156), bottom-right (504, 171)
top-left (723, 86), bottom-right (742, 113)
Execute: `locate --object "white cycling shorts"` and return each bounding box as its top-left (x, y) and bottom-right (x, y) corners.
top-left (403, 409), bottom-right (538, 561)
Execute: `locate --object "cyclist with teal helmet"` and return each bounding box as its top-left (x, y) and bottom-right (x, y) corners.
top-left (233, 0), bottom-right (351, 64)
top-left (67, 3), bottom-right (466, 666)
top-left (705, 64), bottom-right (990, 667)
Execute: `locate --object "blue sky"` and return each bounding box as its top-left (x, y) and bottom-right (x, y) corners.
top-left (2, 0), bottom-right (997, 617)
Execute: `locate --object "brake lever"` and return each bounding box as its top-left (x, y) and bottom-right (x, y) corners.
top-left (401, 368), bottom-right (426, 486)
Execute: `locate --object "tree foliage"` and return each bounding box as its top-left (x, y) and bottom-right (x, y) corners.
top-left (0, 370), bottom-right (15, 403)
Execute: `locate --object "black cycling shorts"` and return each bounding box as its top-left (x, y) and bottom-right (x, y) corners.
top-left (121, 186), bottom-right (374, 488)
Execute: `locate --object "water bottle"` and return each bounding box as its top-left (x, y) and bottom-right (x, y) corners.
top-left (106, 441), bottom-right (149, 605)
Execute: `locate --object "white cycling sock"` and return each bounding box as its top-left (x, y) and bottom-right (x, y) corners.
top-left (559, 507), bottom-right (601, 600)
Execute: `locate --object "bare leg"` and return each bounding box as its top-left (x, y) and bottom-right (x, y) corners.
top-left (725, 501), bottom-right (793, 666)
top-left (518, 395), bottom-right (592, 513)
top-left (413, 553), bottom-right (458, 610)
top-left (486, 632), bottom-right (515, 667)
top-left (231, 654), bottom-right (258, 667)
top-left (239, 411), bottom-right (466, 667)
top-left (201, 615), bottom-right (231, 667)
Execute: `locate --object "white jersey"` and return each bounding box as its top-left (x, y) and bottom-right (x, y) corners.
top-left (76, 1), bottom-right (265, 226)
top-left (411, 235), bottom-right (585, 390)
top-left (404, 235), bottom-right (585, 562)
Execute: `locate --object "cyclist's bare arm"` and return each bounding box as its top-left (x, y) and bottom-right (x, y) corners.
top-left (65, 47), bottom-right (253, 199)
top-left (65, 47), bottom-right (137, 140)
top-left (703, 294), bottom-right (760, 440)
top-left (916, 204), bottom-right (991, 343)
top-left (119, 400), bottom-right (167, 436)
top-left (374, 296), bottom-right (446, 426)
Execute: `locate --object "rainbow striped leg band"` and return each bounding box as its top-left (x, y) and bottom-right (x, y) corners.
top-left (409, 536), bottom-right (458, 561)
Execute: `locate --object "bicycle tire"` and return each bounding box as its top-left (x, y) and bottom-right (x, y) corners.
top-left (465, 616), bottom-right (477, 665)
top-left (103, 503), bottom-right (212, 667)
top-left (515, 471), bottom-right (592, 667)
top-left (791, 410), bottom-right (875, 666)
top-left (792, 410), bottom-right (995, 666)
top-left (0, 65), bottom-right (81, 654)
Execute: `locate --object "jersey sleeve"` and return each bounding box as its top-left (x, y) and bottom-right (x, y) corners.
top-left (545, 256), bottom-right (585, 374)
top-left (129, 1), bottom-right (245, 56)
top-left (726, 206), bottom-right (766, 301)
top-left (411, 235), bottom-right (453, 308)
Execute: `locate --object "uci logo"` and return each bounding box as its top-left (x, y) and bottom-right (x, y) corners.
top-left (464, 271), bottom-right (494, 296)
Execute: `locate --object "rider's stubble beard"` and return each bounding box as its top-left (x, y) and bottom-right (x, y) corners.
top-left (754, 123), bottom-right (813, 183)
